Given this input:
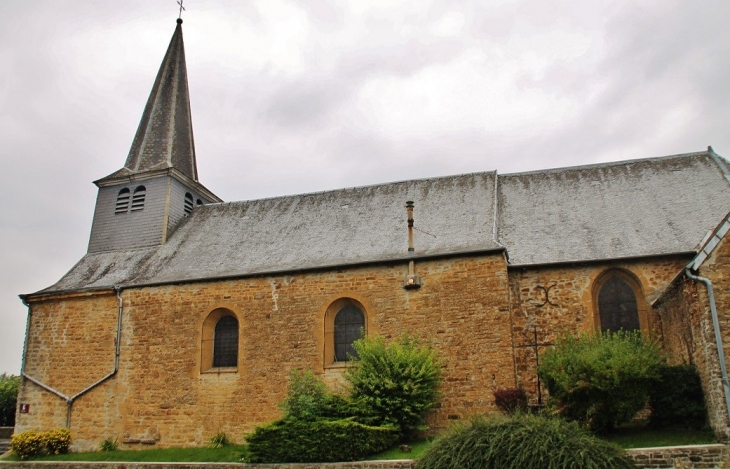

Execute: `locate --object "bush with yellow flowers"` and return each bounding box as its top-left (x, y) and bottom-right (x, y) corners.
top-left (10, 428), bottom-right (71, 459)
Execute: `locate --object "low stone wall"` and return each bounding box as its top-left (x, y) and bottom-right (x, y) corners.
top-left (625, 444), bottom-right (727, 468)
top-left (0, 463), bottom-right (414, 469)
top-left (0, 445), bottom-right (727, 469)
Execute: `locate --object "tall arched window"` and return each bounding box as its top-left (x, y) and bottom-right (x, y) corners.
top-left (115, 188), bottom-right (130, 214)
top-left (324, 298), bottom-right (367, 366)
top-left (334, 305), bottom-right (365, 362)
top-left (213, 315), bottom-right (239, 367)
top-left (131, 186), bottom-right (146, 211)
top-left (184, 192), bottom-right (194, 214)
top-left (595, 272), bottom-right (641, 333)
top-left (201, 308), bottom-right (240, 372)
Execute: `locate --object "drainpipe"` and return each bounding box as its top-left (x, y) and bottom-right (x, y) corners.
top-left (20, 286), bottom-right (125, 428)
top-left (685, 268), bottom-right (730, 427)
top-left (404, 201), bottom-right (421, 289)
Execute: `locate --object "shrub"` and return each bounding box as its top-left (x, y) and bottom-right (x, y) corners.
top-left (208, 431), bottom-right (231, 448)
top-left (44, 428), bottom-right (72, 455)
top-left (0, 373), bottom-right (20, 426)
top-left (649, 364), bottom-right (707, 429)
top-left (245, 418), bottom-right (399, 463)
top-left (10, 428), bottom-right (71, 459)
top-left (345, 334), bottom-right (442, 437)
top-left (99, 436), bottom-right (119, 452)
top-left (280, 369), bottom-right (331, 420)
top-left (493, 388), bottom-right (527, 414)
top-left (538, 330), bottom-right (664, 433)
top-left (417, 414), bottom-right (634, 469)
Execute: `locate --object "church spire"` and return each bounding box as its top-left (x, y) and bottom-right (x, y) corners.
top-left (121, 18), bottom-right (198, 181)
top-left (87, 19), bottom-right (220, 254)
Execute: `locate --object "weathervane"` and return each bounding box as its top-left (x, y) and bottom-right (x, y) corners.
top-left (177, 0), bottom-right (186, 19)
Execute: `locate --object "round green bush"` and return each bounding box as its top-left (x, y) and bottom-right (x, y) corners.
top-left (346, 334), bottom-right (442, 437)
top-left (417, 414), bottom-right (633, 469)
top-left (538, 330), bottom-right (664, 433)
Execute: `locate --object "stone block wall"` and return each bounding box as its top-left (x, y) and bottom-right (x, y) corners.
top-left (625, 444), bottom-right (727, 468)
top-left (17, 254), bottom-right (515, 450)
top-left (508, 256), bottom-right (688, 403)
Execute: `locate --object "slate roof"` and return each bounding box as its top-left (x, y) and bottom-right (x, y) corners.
top-left (40, 172), bottom-right (499, 293)
top-left (498, 151), bottom-right (730, 266)
top-left (30, 150), bottom-right (730, 296)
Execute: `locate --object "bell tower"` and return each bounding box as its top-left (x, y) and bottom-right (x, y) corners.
top-left (88, 19), bottom-right (221, 253)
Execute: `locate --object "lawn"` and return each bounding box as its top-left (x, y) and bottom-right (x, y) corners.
top-left (606, 426), bottom-right (717, 449)
top-left (2, 445), bottom-right (248, 463)
top-left (2, 426), bottom-right (716, 462)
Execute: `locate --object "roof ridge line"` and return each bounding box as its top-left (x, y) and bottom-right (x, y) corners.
top-left (500, 150), bottom-right (713, 177)
top-left (204, 170), bottom-right (498, 206)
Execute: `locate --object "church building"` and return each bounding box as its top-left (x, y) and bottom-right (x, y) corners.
top-left (16, 19), bottom-right (730, 450)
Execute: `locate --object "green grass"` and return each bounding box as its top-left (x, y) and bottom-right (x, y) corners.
top-left (367, 440), bottom-right (432, 460)
top-left (2, 427), bottom-right (717, 462)
top-left (3, 445), bottom-right (248, 462)
top-left (605, 427), bottom-right (716, 449)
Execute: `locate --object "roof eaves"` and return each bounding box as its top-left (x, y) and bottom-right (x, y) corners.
top-left (25, 247), bottom-right (506, 297)
top-left (507, 251), bottom-right (697, 270)
top-left (687, 212), bottom-right (730, 272)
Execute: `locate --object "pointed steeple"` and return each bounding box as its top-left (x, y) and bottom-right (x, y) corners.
top-left (87, 19), bottom-right (220, 254)
top-left (110, 19), bottom-right (198, 181)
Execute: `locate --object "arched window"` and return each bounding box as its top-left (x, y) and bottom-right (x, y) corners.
top-left (595, 271), bottom-right (642, 333)
top-left (213, 315), bottom-right (239, 367)
top-left (334, 305), bottom-right (365, 361)
top-left (201, 308), bottom-right (240, 372)
top-left (196, 199), bottom-right (203, 206)
top-left (131, 186), bottom-right (146, 211)
top-left (115, 188), bottom-right (130, 214)
top-left (184, 192), bottom-right (194, 215)
top-left (323, 298), bottom-right (368, 366)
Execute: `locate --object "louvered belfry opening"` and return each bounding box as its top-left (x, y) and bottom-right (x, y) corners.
top-left (130, 186), bottom-right (146, 211)
top-left (213, 315), bottom-right (239, 367)
top-left (184, 193), bottom-right (194, 214)
top-left (115, 188), bottom-right (130, 214)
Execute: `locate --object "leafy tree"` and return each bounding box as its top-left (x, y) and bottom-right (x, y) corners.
top-left (538, 330), bottom-right (664, 433)
top-left (346, 334), bottom-right (442, 437)
top-left (0, 373), bottom-right (20, 426)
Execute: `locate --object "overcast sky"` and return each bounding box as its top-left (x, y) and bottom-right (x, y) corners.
top-left (0, 0), bottom-right (729, 374)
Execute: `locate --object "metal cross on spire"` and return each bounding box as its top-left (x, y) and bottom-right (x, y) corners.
top-left (177, 0), bottom-right (186, 19)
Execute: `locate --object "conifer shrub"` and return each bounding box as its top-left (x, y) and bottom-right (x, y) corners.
top-left (538, 330), bottom-right (663, 433)
top-left (493, 387), bottom-right (528, 414)
top-left (0, 373), bottom-right (19, 426)
top-left (649, 364), bottom-right (707, 429)
top-left (10, 428), bottom-right (71, 460)
top-left (417, 414), bottom-right (634, 469)
top-left (245, 418), bottom-right (398, 463)
top-left (345, 334), bottom-right (442, 437)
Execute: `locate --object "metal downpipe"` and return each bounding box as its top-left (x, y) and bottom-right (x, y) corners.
top-left (685, 268), bottom-right (730, 428)
top-left (19, 287), bottom-right (124, 428)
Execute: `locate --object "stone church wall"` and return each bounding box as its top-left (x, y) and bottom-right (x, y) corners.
top-left (507, 256), bottom-right (689, 405)
top-left (17, 253), bottom-right (515, 450)
top-left (687, 230), bottom-right (730, 439)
